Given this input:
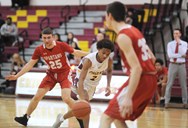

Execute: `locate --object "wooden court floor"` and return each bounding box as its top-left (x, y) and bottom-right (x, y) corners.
top-left (0, 96), bottom-right (188, 128)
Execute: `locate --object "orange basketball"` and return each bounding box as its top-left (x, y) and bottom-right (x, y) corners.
top-left (72, 100), bottom-right (91, 119)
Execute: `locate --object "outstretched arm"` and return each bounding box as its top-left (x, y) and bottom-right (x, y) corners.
top-left (71, 49), bottom-right (89, 57)
top-left (5, 59), bottom-right (38, 80)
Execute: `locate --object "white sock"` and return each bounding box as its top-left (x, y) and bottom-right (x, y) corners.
top-left (60, 115), bottom-right (64, 121)
top-left (27, 115), bottom-right (30, 119)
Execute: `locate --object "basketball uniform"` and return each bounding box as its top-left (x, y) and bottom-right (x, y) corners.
top-left (32, 41), bottom-right (74, 90)
top-left (72, 52), bottom-right (110, 100)
top-left (105, 25), bottom-right (157, 121)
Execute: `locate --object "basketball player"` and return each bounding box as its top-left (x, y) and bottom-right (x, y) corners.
top-left (99, 2), bottom-right (157, 128)
top-left (5, 27), bottom-right (88, 126)
top-left (52, 39), bottom-right (114, 128)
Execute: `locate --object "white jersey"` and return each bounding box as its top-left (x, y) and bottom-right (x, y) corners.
top-left (76, 52), bottom-right (109, 87)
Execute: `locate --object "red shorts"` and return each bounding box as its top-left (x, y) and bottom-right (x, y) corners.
top-left (39, 69), bottom-right (72, 90)
top-left (104, 74), bottom-right (157, 121)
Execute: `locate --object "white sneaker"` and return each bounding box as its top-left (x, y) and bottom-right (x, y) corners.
top-left (52, 114), bottom-right (64, 128)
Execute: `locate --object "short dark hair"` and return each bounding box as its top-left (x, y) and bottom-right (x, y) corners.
top-left (106, 1), bottom-right (126, 22)
top-left (41, 27), bottom-right (53, 35)
top-left (6, 17), bottom-right (12, 22)
top-left (155, 58), bottom-right (164, 65)
top-left (174, 28), bottom-right (181, 33)
top-left (97, 39), bottom-right (114, 52)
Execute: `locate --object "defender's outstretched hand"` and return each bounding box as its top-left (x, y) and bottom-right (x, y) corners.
top-left (5, 75), bottom-right (18, 81)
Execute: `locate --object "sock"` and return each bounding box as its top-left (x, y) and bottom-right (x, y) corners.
top-left (60, 115), bottom-right (64, 121)
top-left (25, 114), bottom-right (30, 119)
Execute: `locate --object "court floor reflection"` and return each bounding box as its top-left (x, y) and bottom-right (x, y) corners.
top-left (0, 97), bottom-right (187, 128)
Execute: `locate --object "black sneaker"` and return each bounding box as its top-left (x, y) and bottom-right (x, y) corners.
top-left (160, 99), bottom-right (165, 107)
top-left (14, 114), bottom-right (28, 126)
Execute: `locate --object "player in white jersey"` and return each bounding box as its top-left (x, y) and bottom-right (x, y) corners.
top-left (52, 39), bottom-right (114, 128)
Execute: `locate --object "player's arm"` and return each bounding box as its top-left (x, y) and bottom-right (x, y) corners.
top-left (71, 49), bottom-right (89, 57)
top-left (77, 58), bottom-right (92, 101)
top-left (5, 59), bottom-right (38, 80)
top-left (161, 74), bottom-right (168, 86)
top-left (117, 34), bottom-right (142, 117)
top-left (105, 58), bottom-right (113, 96)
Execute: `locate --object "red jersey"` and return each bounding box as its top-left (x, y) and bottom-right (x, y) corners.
top-left (156, 67), bottom-right (168, 80)
top-left (118, 26), bottom-right (155, 75)
top-left (32, 41), bottom-right (74, 73)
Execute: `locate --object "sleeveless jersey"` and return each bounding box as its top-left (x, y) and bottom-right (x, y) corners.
top-left (118, 25), bottom-right (155, 75)
top-left (75, 52), bottom-right (109, 87)
top-left (32, 41), bottom-right (74, 73)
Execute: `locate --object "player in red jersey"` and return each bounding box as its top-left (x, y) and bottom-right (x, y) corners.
top-left (5, 27), bottom-right (88, 126)
top-left (99, 2), bottom-right (157, 128)
top-left (155, 58), bottom-right (168, 105)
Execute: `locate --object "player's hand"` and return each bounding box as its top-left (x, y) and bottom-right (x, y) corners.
top-left (105, 86), bottom-right (111, 96)
top-left (119, 95), bottom-right (133, 118)
top-left (83, 90), bottom-right (89, 101)
top-left (5, 75), bottom-right (18, 81)
top-left (78, 89), bottom-right (89, 101)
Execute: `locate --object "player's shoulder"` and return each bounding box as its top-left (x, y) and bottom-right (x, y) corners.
top-left (35, 44), bottom-right (44, 50)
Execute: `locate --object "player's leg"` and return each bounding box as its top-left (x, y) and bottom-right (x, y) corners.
top-left (61, 88), bottom-right (75, 108)
top-left (114, 119), bottom-right (128, 128)
top-left (99, 113), bottom-right (114, 128)
top-left (14, 73), bottom-right (55, 126)
top-left (76, 114), bottom-right (89, 128)
top-left (14, 87), bottom-right (50, 126)
top-left (52, 88), bottom-right (75, 128)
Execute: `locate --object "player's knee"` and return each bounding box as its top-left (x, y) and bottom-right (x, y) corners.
top-left (62, 96), bottom-right (71, 104)
top-left (32, 95), bottom-right (42, 102)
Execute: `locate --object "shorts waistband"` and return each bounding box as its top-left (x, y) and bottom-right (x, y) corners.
top-left (170, 62), bottom-right (185, 65)
top-left (142, 71), bottom-right (157, 75)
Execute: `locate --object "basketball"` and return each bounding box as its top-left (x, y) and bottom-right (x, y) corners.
top-left (72, 100), bottom-right (91, 119)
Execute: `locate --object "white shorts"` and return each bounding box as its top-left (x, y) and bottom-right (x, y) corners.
top-left (71, 83), bottom-right (96, 100)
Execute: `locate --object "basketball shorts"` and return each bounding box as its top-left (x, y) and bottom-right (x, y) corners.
top-left (39, 69), bottom-right (72, 90)
top-left (71, 78), bottom-right (96, 100)
top-left (104, 74), bottom-right (157, 121)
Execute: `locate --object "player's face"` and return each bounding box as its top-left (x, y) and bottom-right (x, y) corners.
top-left (42, 34), bottom-right (54, 48)
top-left (155, 62), bottom-right (162, 72)
top-left (97, 48), bottom-right (111, 62)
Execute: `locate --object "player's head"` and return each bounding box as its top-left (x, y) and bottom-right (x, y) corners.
top-left (97, 39), bottom-right (114, 62)
top-left (105, 1), bottom-right (126, 29)
top-left (41, 27), bottom-right (54, 48)
top-left (155, 58), bottom-right (164, 72)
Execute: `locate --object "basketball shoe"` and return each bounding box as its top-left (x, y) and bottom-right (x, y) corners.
top-left (14, 114), bottom-right (29, 126)
top-left (52, 113), bottom-right (64, 128)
